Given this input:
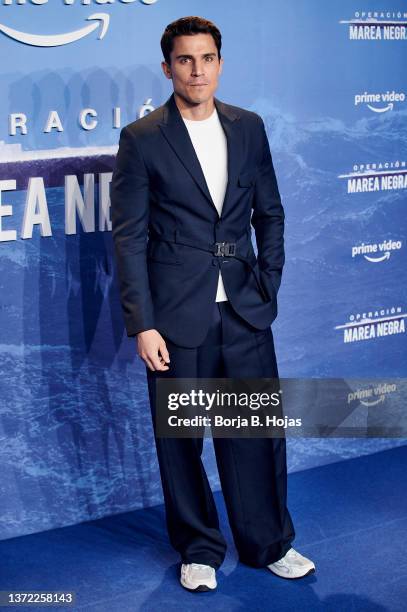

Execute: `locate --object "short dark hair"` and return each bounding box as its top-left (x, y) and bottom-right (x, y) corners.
top-left (160, 16), bottom-right (222, 65)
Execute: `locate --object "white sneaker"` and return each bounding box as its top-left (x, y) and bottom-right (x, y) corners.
top-left (267, 547), bottom-right (315, 579)
top-left (180, 562), bottom-right (217, 591)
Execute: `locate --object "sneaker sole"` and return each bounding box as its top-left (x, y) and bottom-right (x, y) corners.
top-left (268, 566), bottom-right (315, 579)
top-left (180, 580), bottom-right (217, 592)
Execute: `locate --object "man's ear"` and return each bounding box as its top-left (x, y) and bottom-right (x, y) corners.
top-left (218, 57), bottom-right (224, 76)
top-left (161, 60), bottom-right (172, 80)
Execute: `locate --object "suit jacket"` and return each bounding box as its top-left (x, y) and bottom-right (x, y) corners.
top-left (110, 92), bottom-right (285, 348)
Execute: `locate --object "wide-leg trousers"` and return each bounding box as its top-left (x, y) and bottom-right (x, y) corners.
top-left (146, 300), bottom-right (295, 570)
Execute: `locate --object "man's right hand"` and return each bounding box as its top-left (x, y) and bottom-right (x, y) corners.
top-left (136, 329), bottom-right (171, 372)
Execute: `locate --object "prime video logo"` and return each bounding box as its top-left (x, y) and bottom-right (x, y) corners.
top-left (351, 239), bottom-right (402, 262)
top-left (354, 90), bottom-right (405, 113)
top-left (0, 0), bottom-right (158, 48)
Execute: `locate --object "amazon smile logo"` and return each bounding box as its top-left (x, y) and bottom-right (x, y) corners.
top-left (0, 0), bottom-right (158, 48)
top-left (0, 13), bottom-right (110, 46)
top-left (347, 382), bottom-right (397, 407)
top-left (354, 90), bottom-right (405, 113)
top-left (351, 239), bottom-right (403, 263)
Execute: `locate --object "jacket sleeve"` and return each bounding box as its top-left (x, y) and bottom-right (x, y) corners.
top-left (110, 125), bottom-right (155, 337)
top-left (251, 117), bottom-right (285, 298)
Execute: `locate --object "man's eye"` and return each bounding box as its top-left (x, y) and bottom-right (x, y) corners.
top-left (180, 58), bottom-right (190, 64)
top-left (205, 56), bottom-right (214, 62)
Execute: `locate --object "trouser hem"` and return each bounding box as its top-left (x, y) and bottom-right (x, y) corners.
top-left (238, 539), bottom-right (295, 568)
top-left (181, 557), bottom-right (223, 571)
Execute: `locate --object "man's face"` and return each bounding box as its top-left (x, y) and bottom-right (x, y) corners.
top-left (161, 33), bottom-right (223, 105)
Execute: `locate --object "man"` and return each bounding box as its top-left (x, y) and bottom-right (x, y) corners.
top-left (110, 16), bottom-right (315, 592)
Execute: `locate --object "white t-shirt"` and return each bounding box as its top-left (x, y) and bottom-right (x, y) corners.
top-left (182, 108), bottom-right (229, 302)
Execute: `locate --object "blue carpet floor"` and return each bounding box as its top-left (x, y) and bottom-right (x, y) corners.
top-left (1, 445), bottom-right (406, 611)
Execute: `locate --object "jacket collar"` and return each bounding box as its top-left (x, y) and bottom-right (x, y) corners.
top-left (158, 92), bottom-right (242, 218)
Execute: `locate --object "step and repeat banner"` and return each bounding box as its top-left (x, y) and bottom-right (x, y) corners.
top-left (0, 0), bottom-right (406, 539)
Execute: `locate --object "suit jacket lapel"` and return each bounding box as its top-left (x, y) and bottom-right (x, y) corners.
top-left (214, 97), bottom-right (241, 219)
top-left (158, 93), bottom-right (241, 219)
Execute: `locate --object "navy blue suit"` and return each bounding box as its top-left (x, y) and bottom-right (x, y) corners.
top-left (110, 93), bottom-right (295, 569)
top-left (110, 93), bottom-right (285, 348)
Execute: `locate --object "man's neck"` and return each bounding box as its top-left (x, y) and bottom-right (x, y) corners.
top-left (174, 93), bottom-right (215, 121)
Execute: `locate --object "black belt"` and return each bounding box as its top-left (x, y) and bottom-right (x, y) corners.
top-left (148, 228), bottom-right (269, 301)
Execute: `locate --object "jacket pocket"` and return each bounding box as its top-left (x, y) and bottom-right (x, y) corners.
top-left (251, 260), bottom-right (274, 302)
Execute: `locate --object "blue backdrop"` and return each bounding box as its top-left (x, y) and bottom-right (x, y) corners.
top-left (0, 0), bottom-right (406, 540)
